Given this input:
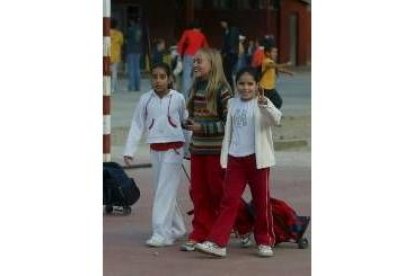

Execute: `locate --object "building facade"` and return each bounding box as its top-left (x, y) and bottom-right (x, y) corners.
top-left (111, 0), bottom-right (311, 65)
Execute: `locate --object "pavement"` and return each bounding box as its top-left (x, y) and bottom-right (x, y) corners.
top-left (104, 68), bottom-right (311, 276)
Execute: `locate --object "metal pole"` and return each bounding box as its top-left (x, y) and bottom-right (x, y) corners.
top-left (103, 0), bottom-right (111, 161)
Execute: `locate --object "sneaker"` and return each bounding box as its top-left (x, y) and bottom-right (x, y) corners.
top-left (180, 240), bottom-right (197, 251)
top-left (240, 235), bottom-right (253, 248)
top-left (145, 237), bottom-right (172, 247)
top-left (257, 245), bottom-right (274, 257)
top-left (195, 241), bottom-right (227, 258)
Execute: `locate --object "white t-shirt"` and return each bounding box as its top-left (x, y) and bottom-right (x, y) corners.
top-left (229, 97), bottom-right (256, 157)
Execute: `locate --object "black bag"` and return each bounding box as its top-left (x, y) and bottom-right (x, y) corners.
top-left (103, 162), bottom-right (140, 214)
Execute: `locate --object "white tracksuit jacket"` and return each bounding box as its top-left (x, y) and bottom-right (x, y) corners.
top-left (124, 89), bottom-right (189, 157)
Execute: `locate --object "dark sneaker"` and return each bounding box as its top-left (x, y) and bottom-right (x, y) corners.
top-left (180, 240), bottom-right (197, 251)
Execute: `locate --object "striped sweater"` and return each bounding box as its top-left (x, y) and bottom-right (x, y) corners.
top-left (189, 81), bottom-right (232, 155)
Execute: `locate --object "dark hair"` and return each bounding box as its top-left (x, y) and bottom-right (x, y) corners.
top-left (235, 67), bottom-right (260, 83)
top-left (264, 45), bottom-right (276, 54)
top-left (151, 62), bottom-right (173, 89)
top-left (111, 19), bottom-right (118, 28)
top-left (220, 18), bottom-right (232, 26)
top-left (189, 20), bottom-right (201, 29)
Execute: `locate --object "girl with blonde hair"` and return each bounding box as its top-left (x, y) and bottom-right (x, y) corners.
top-left (180, 48), bottom-right (233, 251)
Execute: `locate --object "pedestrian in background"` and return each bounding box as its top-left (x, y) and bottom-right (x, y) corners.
top-left (180, 48), bottom-right (232, 252)
top-left (126, 17), bottom-right (143, 92)
top-left (169, 45), bottom-right (183, 90)
top-left (251, 39), bottom-right (265, 75)
top-left (110, 19), bottom-right (124, 93)
top-left (220, 18), bottom-right (240, 90)
top-left (235, 35), bottom-right (247, 73)
top-left (260, 46), bottom-right (293, 109)
top-left (151, 39), bottom-right (166, 65)
top-left (123, 63), bottom-right (189, 248)
top-left (195, 67), bottom-right (282, 258)
top-left (245, 39), bottom-right (256, 67)
top-left (177, 21), bottom-right (209, 100)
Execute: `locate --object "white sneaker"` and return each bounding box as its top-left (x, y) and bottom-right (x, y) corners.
top-left (257, 244), bottom-right (274, 257)
top-left (145, 237), bottom-right (172, 247)
top-left (195, 241), bottom-right (227, 257)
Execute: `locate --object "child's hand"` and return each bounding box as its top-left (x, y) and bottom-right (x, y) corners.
top-left (124, 156), bottom-right (133, 167)
top-left (257, 86), bottom-right (267, 105)
top-left (184, 118), bottom-right (202, 133)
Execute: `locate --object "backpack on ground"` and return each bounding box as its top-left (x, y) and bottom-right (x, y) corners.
top-left (233, 197), bottom-right (310, 249)
top-left (103, 162), bottom-right (140, 215)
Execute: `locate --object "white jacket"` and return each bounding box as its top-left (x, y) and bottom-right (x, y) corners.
top-left (124, 89), bottom-right (189, 157)
top-left (220, 97), bottom-right (282, 169)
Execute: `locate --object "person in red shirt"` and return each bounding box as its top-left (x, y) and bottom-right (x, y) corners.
top-left (177, 21), bottom-right (209, 99)
top-left (251, 39), bottom-right (264, 75)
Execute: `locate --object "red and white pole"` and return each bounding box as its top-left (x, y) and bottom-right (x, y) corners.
top-left (103, 0), bottom-right (111, 162)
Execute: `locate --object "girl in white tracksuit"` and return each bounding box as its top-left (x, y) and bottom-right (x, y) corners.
top-left (124, 63), bottom-right (189, 247)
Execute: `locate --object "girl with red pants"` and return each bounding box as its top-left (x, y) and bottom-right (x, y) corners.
top-left (181, 48), bottom-right (232, 251)
top-left (194, 67), bottom-right (282, 258)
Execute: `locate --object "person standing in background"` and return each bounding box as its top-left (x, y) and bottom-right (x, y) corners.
top-left (126, 17), bottom-right (143, 92)
top-left (151, 39), bottom-right (166, 65)
top-left (110, 19), bottom-right (124, 93)
top-left (235, 35), bottom-right (247, 73)
top-left (220, 18), bottom-right (240, 90)
top-left (177, 21), bottom-right (209, 100)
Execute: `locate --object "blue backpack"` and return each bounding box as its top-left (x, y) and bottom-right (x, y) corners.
top-left (103, 162), bottom-right (140, 214)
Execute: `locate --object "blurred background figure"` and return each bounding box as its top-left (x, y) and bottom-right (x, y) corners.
top-left (151, 38), bottom-right (166, 65)
top-left (177, 21), bottom-right (209, 100)
top-left (235, 34), bottom-right (247, 73)
top-left (126, 17), bottom-right (143, 92)
top-left (110, 18), bottom-right (124, 93)
top-left (169, 45), bottom-right (183, 90)
top-left (220, 18), bottom-right (240, 90)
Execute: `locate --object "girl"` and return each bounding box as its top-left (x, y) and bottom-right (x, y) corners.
top-left (194, 67), bottom-right (282, 258)
top-left (180, 48), bottom-right (232, 251)
top-left (123, 62), bottom-right (188, 247)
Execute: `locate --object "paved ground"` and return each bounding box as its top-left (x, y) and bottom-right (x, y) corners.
top-left (104, 68), bottom-right (311, 276)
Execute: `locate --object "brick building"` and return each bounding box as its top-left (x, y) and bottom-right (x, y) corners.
top-left (111, 0), bottom-right (311, 65)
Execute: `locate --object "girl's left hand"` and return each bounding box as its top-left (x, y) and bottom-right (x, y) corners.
top-left (257, 86), bottom-right (267, 105)
top-left (185, 118), bottom-right (202, 133)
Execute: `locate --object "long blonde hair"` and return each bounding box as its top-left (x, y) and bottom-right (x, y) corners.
top-left (187, 48), bottom-right (231, 115)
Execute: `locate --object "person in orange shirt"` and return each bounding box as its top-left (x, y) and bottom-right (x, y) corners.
top-left (259, 46), bottom-right (293, 109)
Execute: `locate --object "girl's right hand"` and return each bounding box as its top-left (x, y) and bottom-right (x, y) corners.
top-left (124, 156), bottom-right (133, 167)
top-left (184, 118), bottom-right (202, 133)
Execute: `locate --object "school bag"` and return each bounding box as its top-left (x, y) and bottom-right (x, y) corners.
top-left (103, 162), bottom-right (140, 215)
top-left (233, 197), bottom-right (310, 249)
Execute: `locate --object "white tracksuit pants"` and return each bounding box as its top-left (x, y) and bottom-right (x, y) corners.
top-left (149, 148), bottom-right (186, 243)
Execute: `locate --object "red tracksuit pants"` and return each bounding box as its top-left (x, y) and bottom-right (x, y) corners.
top-left (188, 154), bottom-right (225, 242)
top-left (207, 154), bottom-right (275, 247)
